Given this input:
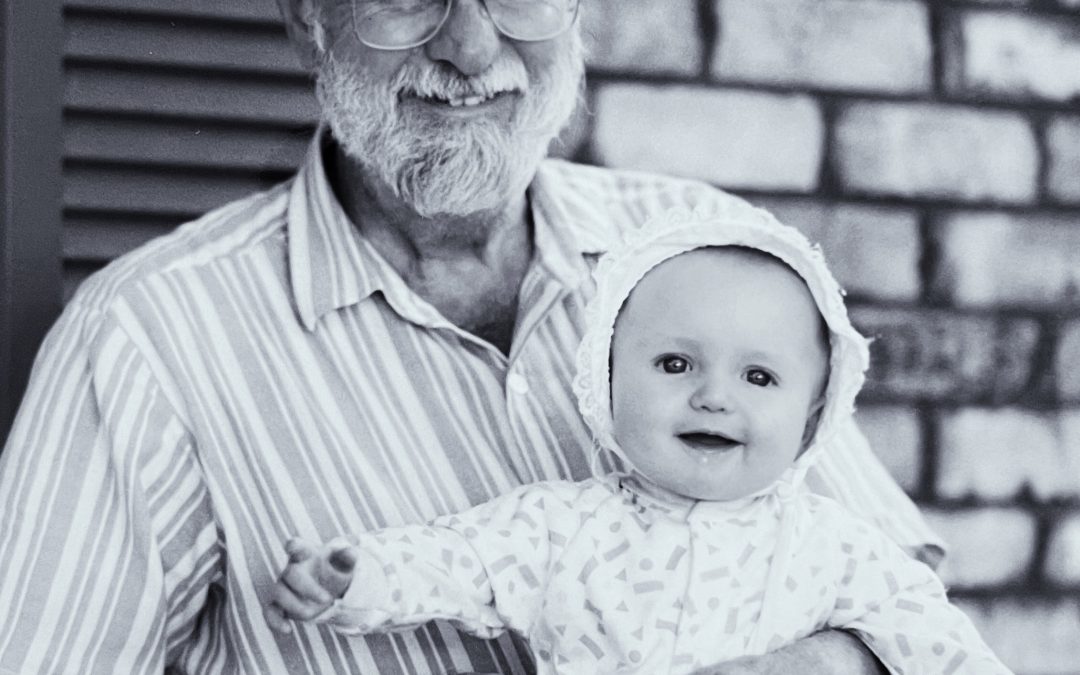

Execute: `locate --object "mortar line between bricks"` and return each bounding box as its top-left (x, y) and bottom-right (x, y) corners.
top-left (844, 298), bottom-right (1077, 323)
top-left (862, 397), bottom-right (1065, 412)
top-left (1028, 511), bottom-right (1055, 588)
top-left (847, 306), bottom-right (1072, 324)
top-left (949, 0), bottom-right (1080, 21)
top-left (586, 73), bottom-right (1080, 116)
top-left (696, 0), bottom-right (719, 79)
top-left (916, 401), bottom-right (940, 504)
top-left (817, 99), bottom-right (840, 196)
top-left (725, 187), bottom-right (1080, 216)
top-left (930, 498), bottom-right (1080, 512)
top-left (928, 1), bottom-right (949, 97)
top-left (1026, 315), bottom-right (1063, 404)
top-left (1033, 111), bottom-right (1053, 206)
top-left (917, 210), bottom-right (944, 306)
top-left (948, 586), bottom-right (1080, 600)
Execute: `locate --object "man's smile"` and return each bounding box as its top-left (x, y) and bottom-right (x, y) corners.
top-left (401, 85), bottom-right (518, 109)
top-left (400, 90), bottom-right (517, 118)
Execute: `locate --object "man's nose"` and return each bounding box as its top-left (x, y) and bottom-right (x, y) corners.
top-left (689, 377), bottom-right (735, 413)
top-left (424, 0), bottom-right (501, 76)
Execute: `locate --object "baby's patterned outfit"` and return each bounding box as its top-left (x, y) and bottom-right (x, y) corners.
top-left (322, 210), bottom-right (1010, 674)
top-left (327, 473), bottom-right (1008, 675)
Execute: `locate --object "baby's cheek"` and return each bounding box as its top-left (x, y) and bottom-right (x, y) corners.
top-left (611, 395), bottom-right (653, 456)
top-left (610, 402), bottom-right (639, 447)
top-left (609, 382), bottom-right (635, 430)
top-left (755, 408), bottom-right (807, 458)
top-left (612, 382), bottom-right (654, 424)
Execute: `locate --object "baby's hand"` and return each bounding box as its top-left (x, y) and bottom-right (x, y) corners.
top-left (263, 537), bottom-right (359, 634)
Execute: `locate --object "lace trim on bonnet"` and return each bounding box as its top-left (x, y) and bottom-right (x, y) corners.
top-left (572, 204), bottom-right (871, 497)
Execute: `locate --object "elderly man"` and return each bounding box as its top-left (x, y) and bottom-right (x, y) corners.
top-left (0, 0), bottom-right (940, 673)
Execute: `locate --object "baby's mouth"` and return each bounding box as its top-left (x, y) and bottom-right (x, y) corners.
top-left (678, 432), bottom-right (743, 453)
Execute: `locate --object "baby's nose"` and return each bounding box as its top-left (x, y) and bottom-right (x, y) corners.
top-left (689, 379), bottom-right (734, 413)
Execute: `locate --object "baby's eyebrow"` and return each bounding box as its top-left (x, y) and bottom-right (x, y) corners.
top-left (740, 349), bottom-right (782, 364)
top-left (654, 336), bottom-right (702, 352)
top-left (737, 351), bottom-right (800, 375)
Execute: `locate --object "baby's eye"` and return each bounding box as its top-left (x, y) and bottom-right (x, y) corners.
top-left (745, 368), bottom-right (776, 387)
top-left (657, 355), bottom-right (691, 374)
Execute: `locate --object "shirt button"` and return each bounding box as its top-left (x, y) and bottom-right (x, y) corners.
top-left (507, 372), bottom-right (530, 395)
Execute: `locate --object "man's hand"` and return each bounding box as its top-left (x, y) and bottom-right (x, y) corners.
top-left (263, 537), bottom-right (359, 634)
top-left (692, 630), bottom-right (888, 675)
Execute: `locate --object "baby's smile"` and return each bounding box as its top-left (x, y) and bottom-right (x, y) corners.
top-left (677, 431), bottom-right (744, 456)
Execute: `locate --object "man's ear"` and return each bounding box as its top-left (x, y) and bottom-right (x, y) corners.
top-left (276, 0), bottom-right (324, 71)
top-left (799, 395), bottom-right (827, 451)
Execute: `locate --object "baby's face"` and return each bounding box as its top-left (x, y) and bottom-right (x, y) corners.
top-left (610, 247), bottom-right (829, 501)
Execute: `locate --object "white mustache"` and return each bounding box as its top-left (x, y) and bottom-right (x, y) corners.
top-left (393, 59), bottom-right (529, 101)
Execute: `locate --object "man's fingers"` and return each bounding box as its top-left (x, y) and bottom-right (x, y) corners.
top-left (263, 602), bottom-right (294, 634)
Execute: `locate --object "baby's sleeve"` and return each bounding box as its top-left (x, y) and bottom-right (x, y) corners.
top-left (325, 480), bottom-right (585, 640)
top-left (825, 511), bottom-right (1013, 674)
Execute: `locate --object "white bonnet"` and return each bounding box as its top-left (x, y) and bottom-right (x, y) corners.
top-left (572, 205), bottom-right (871, 485)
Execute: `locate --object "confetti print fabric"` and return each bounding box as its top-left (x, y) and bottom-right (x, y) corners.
top-left (327, 474), bottom-right (1011, 674)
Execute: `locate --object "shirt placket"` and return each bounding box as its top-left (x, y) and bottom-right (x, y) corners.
top-left (502, 270), bottom-right (580, 484)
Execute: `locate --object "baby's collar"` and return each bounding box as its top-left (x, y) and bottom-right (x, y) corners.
top-left (616, 467), bottom-right (805, 523)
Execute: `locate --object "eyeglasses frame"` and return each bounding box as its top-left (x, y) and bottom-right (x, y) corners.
top-left (351, 0), bottom-right (581, 51)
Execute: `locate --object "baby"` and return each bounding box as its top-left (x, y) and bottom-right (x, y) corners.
top-left (264, 208), bottom-right (1011, 674)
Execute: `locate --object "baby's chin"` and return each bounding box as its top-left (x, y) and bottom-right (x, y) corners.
top-left (661, 479), bottom-right (759, 502)
top-left (673, 473), bottom-right (787, 502)
top-left (682, 487), bottom-right (759, 501)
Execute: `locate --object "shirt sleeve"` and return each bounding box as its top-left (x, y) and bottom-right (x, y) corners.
top-left (826, 513), bottom-right (1012, 675)
top-left (0, 301), bottom-right (223, 674)
top-left (329, 480), bottom-right (585, 640)
top-left (807, 416), bottom-right (946, 567)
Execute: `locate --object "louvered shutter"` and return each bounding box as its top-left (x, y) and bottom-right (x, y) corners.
top-left (62, 0), bottom-right (317, 300)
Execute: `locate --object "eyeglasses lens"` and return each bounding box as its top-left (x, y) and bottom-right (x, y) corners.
top-left (354, 0), bottom-right (450, 50)
top-left (491, 0), bottom-right (579, 41)
top-left (353, 0), bottom-right (578, 50)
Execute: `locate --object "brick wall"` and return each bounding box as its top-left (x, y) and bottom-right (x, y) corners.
top-left (575, 1), bottom-right (1080, 673)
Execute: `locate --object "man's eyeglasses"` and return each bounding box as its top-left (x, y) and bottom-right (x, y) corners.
top-left (353, 0), bottom-right (580, 50)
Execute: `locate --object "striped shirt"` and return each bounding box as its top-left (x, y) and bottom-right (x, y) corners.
top-left (0, 134), bottom-right (942, 674)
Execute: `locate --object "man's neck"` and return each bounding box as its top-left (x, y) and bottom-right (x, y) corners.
top-left (329, 144), bottom-right (531, 275)
top-left (326, 143), bottom-right (535, 356)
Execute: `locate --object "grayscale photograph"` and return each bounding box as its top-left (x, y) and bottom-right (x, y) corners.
top-left (1, 1), bottom-right (1078, 673)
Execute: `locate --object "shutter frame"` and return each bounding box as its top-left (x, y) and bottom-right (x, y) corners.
top-left (1, 0), bottom-right (65, 439)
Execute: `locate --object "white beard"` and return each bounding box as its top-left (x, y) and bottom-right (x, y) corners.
top-left (314, 32), bottom-right (584, 218)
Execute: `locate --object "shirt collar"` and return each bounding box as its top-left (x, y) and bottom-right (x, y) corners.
top-left (287, 129), bottom-right (624, 331)
top-left (288, 131), bottom-right (381, 331)
top-left (527, 160), bottom-right (614, 288)
top-left (530, 159), bottom-right (627, 272)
